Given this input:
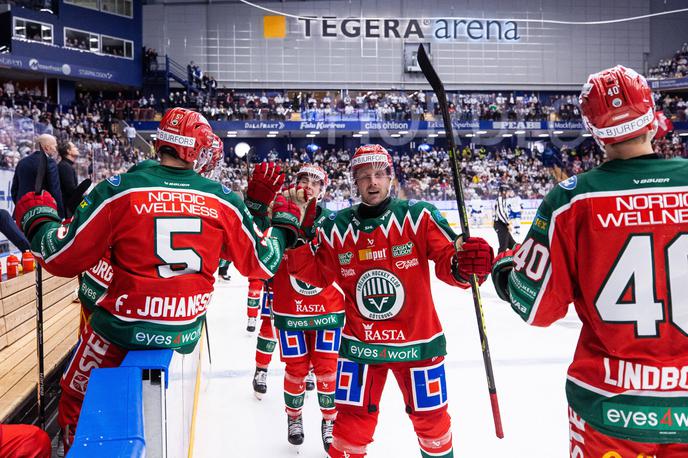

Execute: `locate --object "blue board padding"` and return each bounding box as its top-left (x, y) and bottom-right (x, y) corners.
top-left (67, 367), bottom-right (145, 458)
top-left (121, 349), bottom-right (174, 388)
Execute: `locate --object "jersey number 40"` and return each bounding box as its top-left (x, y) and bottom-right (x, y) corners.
top-left (594, 233), bottom-right (688, 338)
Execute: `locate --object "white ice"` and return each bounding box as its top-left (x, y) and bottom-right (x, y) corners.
top-left (193, 228), bottom-right (581, 457)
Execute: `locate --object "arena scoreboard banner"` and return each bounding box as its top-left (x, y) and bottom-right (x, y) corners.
top-left (132, 119), bottom-right (598, 133)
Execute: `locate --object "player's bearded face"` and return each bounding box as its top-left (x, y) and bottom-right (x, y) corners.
top-left (355, 165), bottom-right (391, 206)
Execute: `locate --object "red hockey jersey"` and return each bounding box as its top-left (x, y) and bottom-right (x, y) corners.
top-left (288, 198), bottom-right (469, 364)
top-left (272, 208), bottom-right (345, 331)
top-left (506, 158), bottom-right (688, 443)
top-left (31, 165), bottom-right (287, 352)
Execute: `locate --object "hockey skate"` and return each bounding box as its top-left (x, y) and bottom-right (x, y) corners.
top-left (305, 369), bottom-right (315, 392)
top-left (253, 368), bottom-right (267, 400)
top-left (246, 316), bottom-right (257, 333)
top-left (288, 415), bottom-right (305, 448)
top-left (220, 272), bottom-right (231, 281)
top-left (321, 419), bottom-right (334, 452)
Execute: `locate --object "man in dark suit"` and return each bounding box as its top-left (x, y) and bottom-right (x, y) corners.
top-left (57, 142), bottom-right (79, 218)
top-left (11, 134), bottom-right (64, 218)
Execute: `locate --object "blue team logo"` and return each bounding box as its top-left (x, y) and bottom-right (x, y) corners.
top-left (278, 330), bottom-right (307, 358)
top-left (315, 328), bottom-right (341, 353)
top-left (335, 359), bottom-right (367, 406)
top-left (558, 175), bottom-right (578, 190)
top-left (107, 175), bottom-right (121, 187)
top-left (409, 199), bottom-right (418, 206)
top-left (221, 184), bottom-right (232, 194)
top-left (328, 212), bottom-right (337, 220)
top-left (260, 289), bottom-right (273, 315)
top-left (411, 361), bottom-right (448, 411)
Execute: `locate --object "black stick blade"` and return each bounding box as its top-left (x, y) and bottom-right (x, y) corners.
top-left (416, 44), bottom-right (445, 100)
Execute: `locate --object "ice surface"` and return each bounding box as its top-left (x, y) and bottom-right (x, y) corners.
top-left (193, 228), bottom-right (581, 457)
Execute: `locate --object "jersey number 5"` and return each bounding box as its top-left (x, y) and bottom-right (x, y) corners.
top-left (595, 234), bottom-right (688, 338)
top-left (155, 217), bottom-right (202, 278)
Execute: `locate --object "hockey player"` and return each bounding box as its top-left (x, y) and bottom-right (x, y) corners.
top-left (271, 164), bottom-right (345, 451)
top-left (287, 144), bottom-right (494, 458)
top-left (491, 65), bottom-right (688, 457)
top-left (506, 190), bottom-right (522, 237)
top-left (77, 136), bottom-right (223, 333)
top-left (493, 185), bottom-right (516, 253)
top-left (14, 108), bottom-right (304, 451)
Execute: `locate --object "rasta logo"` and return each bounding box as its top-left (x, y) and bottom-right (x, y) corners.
top-left (355, 269), bottom-right (405, 320)
top-left (289, 275), bottom-right (323, 296)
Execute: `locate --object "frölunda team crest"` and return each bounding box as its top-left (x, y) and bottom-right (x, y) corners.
top-left (356, 269), bottom-right (405, 320)
top-left (289, 275), bottom-right (323, 296)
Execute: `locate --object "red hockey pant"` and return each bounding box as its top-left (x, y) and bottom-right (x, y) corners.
top-left (0, 424), bottom-right (51, 458)
top-left (328, 356), bottom-right (453, 458)
top-left (569, 406), bottom-right (688, 458)
top-left (58, 323), bottom-right (128, 450)
top-left (278, 329), bottom-right (340, 420)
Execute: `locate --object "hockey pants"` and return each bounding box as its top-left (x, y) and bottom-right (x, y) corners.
top-left (328, 356), bottom-right (453, 458)
top-left (569, 407), bottom-right (688, 458)
top-left (58, 322), bottom-right (128, 451)
top-left (278, 328), bottom-right (341, 420)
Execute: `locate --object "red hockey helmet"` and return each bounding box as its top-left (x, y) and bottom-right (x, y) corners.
top-left (579, 65), bottom-right (656, 147)
top-left (197, 134), bottom-right (224, 179)
top-left (350, 144), bottom-right (394, 181)
top-left (296, 164), bottom-right (328, 201)
top-left (155, 107), bottom-right (214, 163)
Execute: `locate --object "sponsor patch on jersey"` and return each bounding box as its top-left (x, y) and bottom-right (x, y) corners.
top-left (335, 359), bottom-right (367, 406)
top-left (558, 175), bottom-right (578, 190)
top-left (358, 247), bottom-right (387, 262)
top-left (431, 208), bottom-right (448, 224)
top-left (395, 258), bottom-right (419, 270)
top-left (602, 402), bottom-right (688, 432)
top-left (289, 275), bottom-right (323, 296)
top-left (79, 195), bottom-right (92, 209)
top-left (107, 175), bottom-right (121, 187)
top-left (341, 268), bottom-right (356, 278)
top-left (338, 252), bottom-right (353, 265)
top-left (278, 330), bottom-right (307, 358)
top-left (56, 225), bottom-right (69, 240)
top-left (532, 213), bottom-right (550, 234)
top-left (392, 241), bottom-right (414, 258)
top-left (315, 328), bottom-right (341, 353)
top-left (411, 361), bottom-right (448, 411)
top-left (356, 269), bottom-right (405, 320)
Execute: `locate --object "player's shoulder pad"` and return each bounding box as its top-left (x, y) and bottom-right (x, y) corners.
top-left (402, 198), bottom-right (445, 222)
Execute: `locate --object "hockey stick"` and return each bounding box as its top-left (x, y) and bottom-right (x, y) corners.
top-left (204, 318), bottom-right (212, 365)
top-left (417, 44), bottom-right (504, 439)
top-left (33, 151), bottom-right (48, 430)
